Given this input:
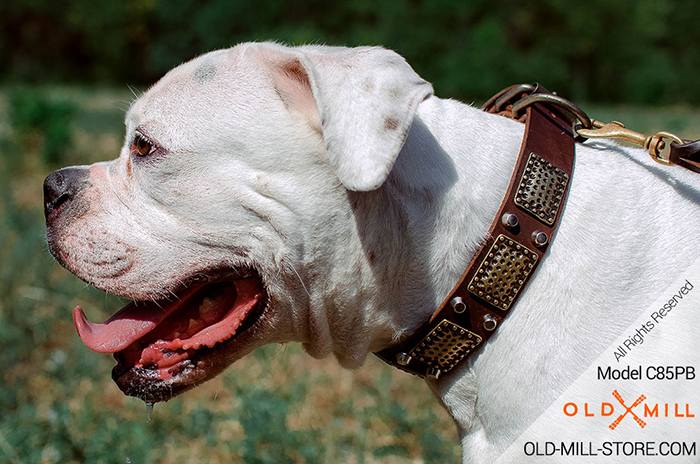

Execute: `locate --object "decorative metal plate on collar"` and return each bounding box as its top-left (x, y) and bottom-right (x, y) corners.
top-left (468, 235), bottom-right (538, 310)
top-left (409, 319), bottom-right (482, 372)
top-left (515, 152), bottom-right (569, 226)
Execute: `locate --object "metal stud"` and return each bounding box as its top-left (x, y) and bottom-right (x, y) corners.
top-left (483, 315), bottom-right (498, 331)
top-left (450, 296), bottom-right (467, 314)
top-left (396, 352), bottom-right (412, 366)
top-left (426, 367), bottom-right (441, 380)
top-left (501, 213), bottom-right (519, 229)
top-left (532, 231), bottom-right (548, 247)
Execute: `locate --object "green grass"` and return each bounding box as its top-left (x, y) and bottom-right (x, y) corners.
top-left (2, 86), bottom-right (700, 464)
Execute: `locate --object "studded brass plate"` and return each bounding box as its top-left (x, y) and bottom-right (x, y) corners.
top-left (514, 152), bottom-right (569, 226)
top-left (468, 235), bottom-right (538, 310)
top-left (409, 320), bottom-right (482, 371)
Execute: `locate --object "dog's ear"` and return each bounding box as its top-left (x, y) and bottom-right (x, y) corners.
top-left (251, 43), bottom-right (434, 191)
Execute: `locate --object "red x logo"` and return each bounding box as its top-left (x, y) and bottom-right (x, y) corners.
top-left (609, 390), bottom-right (646, 430)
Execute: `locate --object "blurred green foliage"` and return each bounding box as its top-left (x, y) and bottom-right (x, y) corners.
top-left (7, 88), bottom-right (76, 166)
top-left (2, 0), bottom-right (700, 104)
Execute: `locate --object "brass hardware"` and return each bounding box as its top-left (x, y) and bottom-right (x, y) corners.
top-left (515, 153), bottom-right (569, 226)
top-left (501, 212), bottom-right (519, 229)
top-left (396, 352), bottom-right (412, 366)
top-left (649, 132), bottom-right (684, 165)
top-left (426, 367), bottom-right (441, 380)
top-left (577, 120), bottom-right (646, 145)
top-left (483, 315), bottom-right (497, 331)
top-left (468, 235), bottom-right (538, 310)
top-left (576, 120), bottom-right (683, 166)
top-left (511, 93), bottom-right (592, 128)
top-left (409, 319), bottom-right (483, 372)
top-left (491, 83), bottom-right (688, 171)
top-left (450, 296), bottom-right (467, 314)
top-left (531, 231), bottom-right (548, 247)
top-left (494, 84), bottom-right (536, 112)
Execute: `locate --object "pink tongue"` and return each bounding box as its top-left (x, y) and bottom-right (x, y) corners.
top-left (73, 288), bottom-right (198, 353)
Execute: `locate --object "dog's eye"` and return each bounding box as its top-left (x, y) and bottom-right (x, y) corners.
top-left (132, 134), bottom-right (153, 157)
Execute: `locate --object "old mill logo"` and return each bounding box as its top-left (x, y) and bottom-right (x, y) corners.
top-left (609, 390), bottom-right (646, 430)
top-left (563, 390), bottom-right (694, 429)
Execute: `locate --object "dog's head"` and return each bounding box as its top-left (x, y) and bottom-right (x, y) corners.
top-left (44, 43), bottom-right (434, 402)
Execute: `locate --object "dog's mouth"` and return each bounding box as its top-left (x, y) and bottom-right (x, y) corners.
top-left (73, 272), bottom-right (265, 403)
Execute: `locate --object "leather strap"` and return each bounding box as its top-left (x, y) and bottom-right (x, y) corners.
top-left (375, 89), bottom-right (575, 379)
top-left (669, 140), bottom-right (700, 174)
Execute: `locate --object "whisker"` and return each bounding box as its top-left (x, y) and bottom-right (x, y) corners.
top-left (286, 261), bottom-right (311, 299)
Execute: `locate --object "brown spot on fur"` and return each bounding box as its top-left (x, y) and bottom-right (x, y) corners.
top-left (384, 117), bottom-right (399, 132)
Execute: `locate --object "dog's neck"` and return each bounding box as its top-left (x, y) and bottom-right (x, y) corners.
top-left (380, 97), bottom-right (526, 330)
top-left (300, 98), bottom-right (525, 362)
top-left (392, 100), bottom-right (525, 297)
top-left (305, 97), bottom-right (568, 456)
top-left (383, 98), bottom-right (525, 425)
top-left (327, 98), bottom-right (528, 438)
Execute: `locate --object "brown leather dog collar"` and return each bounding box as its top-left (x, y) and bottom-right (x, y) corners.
top-left (375, 84), bottom-right (576, 379)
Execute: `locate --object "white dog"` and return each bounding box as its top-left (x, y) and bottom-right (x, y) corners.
top-left (43, 42), bottom-right (700, 463)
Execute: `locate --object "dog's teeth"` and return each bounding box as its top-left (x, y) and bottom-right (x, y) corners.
top-left (187, 318), bottom-right (199, 332)
top-left (200, 297), bottom-right (216, 314)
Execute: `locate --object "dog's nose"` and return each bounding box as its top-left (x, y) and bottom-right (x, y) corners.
top-left (43, 167), bottom-right (90, 218)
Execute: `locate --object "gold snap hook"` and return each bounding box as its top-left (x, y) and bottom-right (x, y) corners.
top-left (647, 132), bottom-right (683, 166)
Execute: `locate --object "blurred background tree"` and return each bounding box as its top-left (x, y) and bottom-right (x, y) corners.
top-left (2, 0), bottom-right (700, 104)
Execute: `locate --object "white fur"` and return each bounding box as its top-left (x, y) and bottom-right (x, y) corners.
top-left (52, 43), bottom-right (700, 463)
